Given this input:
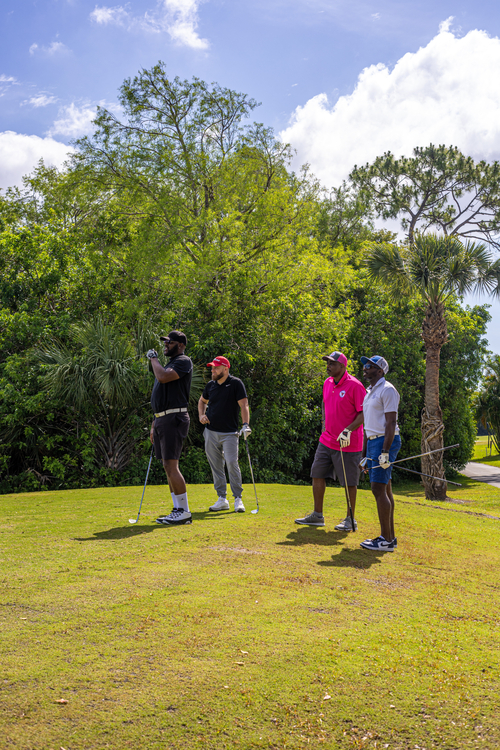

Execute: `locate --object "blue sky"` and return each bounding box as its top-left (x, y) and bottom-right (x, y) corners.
top-left (2, 0), bottom-right (500, 351)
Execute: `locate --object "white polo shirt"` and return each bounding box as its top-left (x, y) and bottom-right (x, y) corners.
top-left (363, 377), bottom-right (400, 438)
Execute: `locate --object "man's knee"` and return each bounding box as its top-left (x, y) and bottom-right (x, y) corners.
top-left (163, 459), bottom-right (179, 474)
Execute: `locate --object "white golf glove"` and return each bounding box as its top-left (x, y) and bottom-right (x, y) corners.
top-left (146, 349), bottom-right (158, 360)
top-left (337, 428), bottom-right (351, 448)
top-left (378, 452), bottom-right (391, 470)
top-left (239, 423), bottom-right (252, 440)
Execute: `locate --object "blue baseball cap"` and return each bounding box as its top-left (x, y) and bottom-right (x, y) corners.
top-left (360, 355), bottom-right (389, 374)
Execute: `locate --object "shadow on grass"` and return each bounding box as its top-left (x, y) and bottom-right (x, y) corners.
top-left (73, 510), bottom-right (239, 541)
top-left (277, 527), bottom-right (348, 547)
top-left (317, 548), bottom-right (384, 569)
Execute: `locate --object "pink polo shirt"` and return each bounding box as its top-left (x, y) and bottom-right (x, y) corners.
top-left (319, 370), bottom-right (365, 452)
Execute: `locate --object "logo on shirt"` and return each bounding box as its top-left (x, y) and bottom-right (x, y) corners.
top-left (339, 390), bottom-right (346, 398)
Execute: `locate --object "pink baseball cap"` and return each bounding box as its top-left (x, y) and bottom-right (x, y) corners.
top-left (322, 351), bottom-right (348, 366)
top-left (207, 356), bottom-right (230, 368)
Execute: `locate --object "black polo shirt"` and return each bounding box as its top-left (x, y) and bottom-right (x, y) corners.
top-left (202, 375), bottom-right (247, 432)
top-left (151, 353), bottom-right (193, 413)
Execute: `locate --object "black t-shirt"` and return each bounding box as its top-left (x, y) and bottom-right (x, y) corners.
top-left (202, 375), bottom-right (247, 432)
top-left (151, 354), bottom-right (193, 413)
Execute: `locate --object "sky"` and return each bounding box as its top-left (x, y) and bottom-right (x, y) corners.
top-left (2, 0), bottom-right (500, 351)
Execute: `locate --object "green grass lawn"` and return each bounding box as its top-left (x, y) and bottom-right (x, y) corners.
top-left (472, 436), bottom-right (500, 466)
top-left (2, 478), bottom-right (500, 749)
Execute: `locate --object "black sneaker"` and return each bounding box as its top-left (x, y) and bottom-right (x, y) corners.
top-left (156, 509), bottom-right (192, 526)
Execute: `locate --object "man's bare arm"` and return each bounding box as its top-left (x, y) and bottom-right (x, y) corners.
top-left (150, 358), bottom-right (180, 384)
top-left (238, 397), bottom-right (250, 425)
top-left (199, 396), bottom-right (210, 424)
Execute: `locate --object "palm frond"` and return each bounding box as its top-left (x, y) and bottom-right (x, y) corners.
top-left (364, 242), bottom-right (411, 300)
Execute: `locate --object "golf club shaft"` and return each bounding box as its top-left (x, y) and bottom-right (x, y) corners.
top-left (339, 445), bottom-right (355, 531)
top-left (244, 439), bottom-right (259, 511)
top-left (390, 444), bottom-right (459, 466)
top-left (393, 464), bottom-right (462, 486)
top-left (136, 448), bottom-right (154, 520)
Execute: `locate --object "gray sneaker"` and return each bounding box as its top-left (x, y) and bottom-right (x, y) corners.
top-left (295, 511), bottom-right (325, 527)
top-left (334, 516), bottom-right (358, 531)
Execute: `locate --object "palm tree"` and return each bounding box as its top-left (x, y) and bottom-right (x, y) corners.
top-left (365, 233), bottom-right (498, 499)
top-left (35, 320), bottom-right (150, 471)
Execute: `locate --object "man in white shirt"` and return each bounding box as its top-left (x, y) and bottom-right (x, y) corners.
top-left (360, 355), bottom-right (401, 552)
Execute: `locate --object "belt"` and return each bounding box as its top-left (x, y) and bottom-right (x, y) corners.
top-left (367, 434), bottom-right (385, 440)
top-left (154, 407), bottom-right (188, 418)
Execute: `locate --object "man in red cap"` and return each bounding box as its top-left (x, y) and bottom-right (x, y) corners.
top-left (295, 351), bottom-right (365, 530)
top-left (198, 356), bottom-right (250, 513)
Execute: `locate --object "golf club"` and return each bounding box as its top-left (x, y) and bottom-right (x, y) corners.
top-left (243, 437), bottom-right (259, 514)
top-left (393, 464), bottom-right (462, 486)
top-left (389, 443), bottom-right (460, 467)
top-left (129, 447), bottom-right (154, 524)
top-left (339, 445), bottom-right (356, 531)
top-left (360, 456), bottom-right (462, 486)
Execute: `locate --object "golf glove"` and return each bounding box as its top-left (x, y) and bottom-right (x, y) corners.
top-left (378, 452), bottom-right (391, 470)
top-left (337, 428), bottom-right (351, 447)
top-left (239, 423), bottom-right (252, 440)
top-left (146, 349), bottom-right (158, 360)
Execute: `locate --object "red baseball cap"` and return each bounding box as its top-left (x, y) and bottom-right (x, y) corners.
top-left (207, 356), bottom-right (230, 368)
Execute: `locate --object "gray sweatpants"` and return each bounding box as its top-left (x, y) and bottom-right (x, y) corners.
top-left (204, 428), bottom-right (243, 499)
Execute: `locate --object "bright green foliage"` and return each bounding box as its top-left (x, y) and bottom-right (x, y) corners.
top-left (475, 355), bottom-right (500, 454)
top-left (350, 144), bottom-right (500, 247)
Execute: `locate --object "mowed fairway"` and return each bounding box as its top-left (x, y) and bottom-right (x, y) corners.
top-left (2, 479), bottom-right (500, 750)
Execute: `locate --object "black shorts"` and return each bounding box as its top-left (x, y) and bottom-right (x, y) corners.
top-left (153, 412), bottom-right (190, 461)
top-left (310, 442), bottom-right (362, 486)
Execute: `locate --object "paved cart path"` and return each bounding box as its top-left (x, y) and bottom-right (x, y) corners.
top-left (463, 462), bottom-right (500, 489)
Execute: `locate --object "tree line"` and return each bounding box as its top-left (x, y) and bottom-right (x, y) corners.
top-left (0, 62), bottom-right (498, 498)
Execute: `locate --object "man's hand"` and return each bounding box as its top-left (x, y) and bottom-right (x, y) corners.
top-left (239, 423), bottom-right (252, 440)
top-left (378, 452), bottom-right (391, 470)
top-left (200, 415), bottom-right (210, 425)
top-left (146, 349), bottom-right (158, 360)
top-left (337, 428), bottom-right (351, 448)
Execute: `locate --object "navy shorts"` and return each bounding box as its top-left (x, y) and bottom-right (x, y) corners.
top-left (366, 434), bottom-right (401, 485)
top-left (153, 412), bottom-right (190, 461)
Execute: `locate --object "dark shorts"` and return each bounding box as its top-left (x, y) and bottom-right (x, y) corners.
top-left (366, 434), bottom-right (401, 485)
top-left (310, 442), bottom-right (362, 486)
top-left (153, 412), bottom-right (190, 461)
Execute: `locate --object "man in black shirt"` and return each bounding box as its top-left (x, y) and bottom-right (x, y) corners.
top-left (198, 356), bottom-right (251, 513)
top-left (146, 330), bottom-right (193, 526)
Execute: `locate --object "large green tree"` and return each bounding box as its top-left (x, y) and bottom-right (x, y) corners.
top-left (364, 234), bottom-right (498, 499)
top-left (350, 145), bottom-right (500, 248)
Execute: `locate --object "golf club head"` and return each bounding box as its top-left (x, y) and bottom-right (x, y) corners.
top-left (250, 508), bottom-right (259, 514)
top-left (359, 456), bottom-right (369, 468)
top-left (129, 518), bottom-right (138, 524)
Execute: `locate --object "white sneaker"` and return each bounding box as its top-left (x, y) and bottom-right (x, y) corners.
top-left (234, 497), bottom-right (245, 513)
top-left (209, 497), bottom-right (230, 511)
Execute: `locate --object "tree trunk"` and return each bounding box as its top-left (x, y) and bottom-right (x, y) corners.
top-left (421, 302), bottom-right (448, 500)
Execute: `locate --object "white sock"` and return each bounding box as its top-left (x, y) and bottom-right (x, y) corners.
top-left (171, 492), bottom-right (177, 509)
top-left (175, 492), bottom-right (189, 512)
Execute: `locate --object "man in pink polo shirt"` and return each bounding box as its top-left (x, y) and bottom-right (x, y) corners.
top-left (295, 351), bottom-right (365, 530)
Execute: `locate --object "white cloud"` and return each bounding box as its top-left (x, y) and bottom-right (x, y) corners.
top-left (0, 74), bottom-right (16, 83)
top-left (90, 5), bottom-right (129, 26)
top-left (159, 0), bottom-right (209, 49)
top-left (47, 100), bottom-right (122, 138)
top-left (29, 41), bottom-right (70, 56)
top-left (89, 0), bottom-right (209, 50)
top-left (23, 94), bottom-right (58, 108)
top-left (280, 23), bottom-right (500, 186)
top-left (47, 102), bottom-right (99, 138)
top-left (0, 132), bottom-right (72, 190)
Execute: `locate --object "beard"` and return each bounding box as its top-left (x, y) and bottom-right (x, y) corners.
top-left (212, 371), bottom-right (224, 381)
top-left (167, 343), bottom-right (180, 358)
